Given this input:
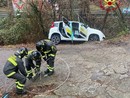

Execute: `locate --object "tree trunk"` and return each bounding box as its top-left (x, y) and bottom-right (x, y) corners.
top-left (7, 0), bottom-right (14, 17)
top-left (102, 11), bottom-right (109, 31)
top-left (69, 0), bottom-right (73, 20)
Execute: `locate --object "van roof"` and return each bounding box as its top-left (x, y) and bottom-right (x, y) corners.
top-left (54, 21), bottom-right (81, 23)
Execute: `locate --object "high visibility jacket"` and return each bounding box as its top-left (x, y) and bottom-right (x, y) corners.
top-left (40, 40), bottom-right (57, 58)
top-left (3, 55), bottom-right (27, 77)
top-left (25, 50), bottom-right (41, 70)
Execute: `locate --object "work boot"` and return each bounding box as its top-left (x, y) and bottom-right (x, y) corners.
top-left (44, 69), bottom-right (50, 74)
top-left (16, 89), bottom-right (27, 95)
top-left (47, 70), bottom-right (54, 76)
top-left (44, 69), bottom-right (54, 76)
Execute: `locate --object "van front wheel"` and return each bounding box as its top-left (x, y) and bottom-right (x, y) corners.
top-left (88, 34), bottom-right (99, 41)
top-left (51, 34), bottom-right (61, 45)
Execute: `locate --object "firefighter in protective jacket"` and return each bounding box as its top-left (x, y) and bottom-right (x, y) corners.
top-left (25, 50), bottom-right (41, 79)
top-left (3, 47), bottom-right (28, 95)
top-left (36, 39), bottom-right (57, 76)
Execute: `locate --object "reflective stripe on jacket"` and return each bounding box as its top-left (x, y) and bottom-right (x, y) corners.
top-left (3, 55), bottom-right (27, 77)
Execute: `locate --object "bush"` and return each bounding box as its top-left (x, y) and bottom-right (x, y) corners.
top-left (0, 29), bottom-right (6, 45)
top-left (0, 1), bottom-right (52, 45)
top-left (0, 17), bottom-right (47, 45)
top-left (0, 18), bottom-right (31, 45)
top-left (0, 29), bottom-right (23, 45)
top-left (0, 17), bottom-right (12, 29)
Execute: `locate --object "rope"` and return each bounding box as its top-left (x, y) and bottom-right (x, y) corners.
top-left (26, 57), bottom-right (70, 97)
top-left (48, 57), bottom-right (70, 91)
top-left (1, 56), bottom-right (70, 98)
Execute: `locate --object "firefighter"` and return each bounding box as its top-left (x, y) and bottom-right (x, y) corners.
top-left (25, 50), bottom-right (41, 79)
top-left (36, 39), bottom-right (57, 76)
top-left (3, 47), bottom-right (28, 95)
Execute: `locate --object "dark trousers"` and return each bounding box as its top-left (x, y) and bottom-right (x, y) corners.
top-left (25, 58), bottom-right (34, 71)
top-left (47, 56), bottom-right (55, 68)
top-left (9, 72), bottom-right (26, 91)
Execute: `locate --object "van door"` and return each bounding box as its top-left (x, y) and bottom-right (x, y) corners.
top-left (62, 21), bottom-right (72, 39)
top-left (79, 23), bottom-right (88, 38)
top-left (71, 22), bottom-right (80, 38)
top-left (59, 22), bottom-right (68, 38)
top-left (62, 17), bottom-right (73, 40)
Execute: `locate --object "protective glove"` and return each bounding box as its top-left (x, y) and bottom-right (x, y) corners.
top-left (34, 67), bottom-right (40, 74)
top-left (27, 73), bottom-right (33, 80)
top-left (43, 57), bottom-right (47, 61)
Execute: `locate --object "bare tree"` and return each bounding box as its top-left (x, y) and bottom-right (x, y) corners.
top-left (7, 0), bottom-right (14, 17)
top-left (79, 0), bottom-right (91, 16)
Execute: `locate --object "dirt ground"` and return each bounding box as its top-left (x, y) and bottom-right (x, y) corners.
top-left (1, 36), bottom-right (130, 98)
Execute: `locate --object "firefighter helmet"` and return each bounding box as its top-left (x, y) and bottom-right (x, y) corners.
top-left (32, 51), bottom-right (41, 60)
top-left (16, 47), bottom-right (28, 58)
top-left (36, 40), bottom-right (45, 51)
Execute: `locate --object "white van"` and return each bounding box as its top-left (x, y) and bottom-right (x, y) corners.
top-left (48, 21), bottom-right (105, 45)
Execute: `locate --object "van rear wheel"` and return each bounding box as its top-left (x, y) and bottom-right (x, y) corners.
top-left (51, 34), bottom-right (61, 45)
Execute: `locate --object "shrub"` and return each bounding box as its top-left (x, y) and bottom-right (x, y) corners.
top-left (0, 18), bottom-right (31, 45)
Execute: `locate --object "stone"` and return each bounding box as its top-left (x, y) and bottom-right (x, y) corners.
top-left (103, 68), bottom-right (114, 76)
top-left (118, 78), bottom-right (130, 92)
top-left (112, 63), bottom-right (128, 74)
top-left (123, 93), bottom-right (130, 98)
top-left (106, 86), bottom-right (124, 98)
top-left (84, 82), bottom-right (101, 97)
top-left (119, 74), bottom-right (128, 79)
top-left (34, 95), bottom-right (59, 98)
top-left (60, 96), bottom-right (77, 98)
top-left (91, 70), bottom-right (104, 81)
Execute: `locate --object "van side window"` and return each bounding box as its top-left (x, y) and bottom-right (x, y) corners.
top-left (54, 23), bottom-right (58, 27)
top-left (81, 24), bottom-right (88, 29)
top-left (72, 23), bottom-right (79, 30)
top-left (59, 22), bottom-right (68, 38)
top-left (72, 23), bottom-right (79, 37)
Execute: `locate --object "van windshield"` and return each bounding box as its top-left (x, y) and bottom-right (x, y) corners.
top-left (82, 24), bottom-right (88, 29)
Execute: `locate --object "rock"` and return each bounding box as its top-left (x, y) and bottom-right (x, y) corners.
top-left (106, 86), bottom-right (124, 98)
top-left (85, 82), bottom-right (101, 97)
top-left (91, 70), bottom-right (104, 81)
top-left (54, 82), bottom-right (79, 96)
top-left (32, 88), bottom-right (37, 92)
top-left (60, 96), bottom-right (77, 98)
top-left (112, 63), bottom-right (128, 74)
top-left (103, 68), bottom-right (114, 76)
top-left (118, 78), bottom-right (130, 92)
top-left (119, 74), bottom-right (128, 79)
top-left (34, 95), bottom-right (59, 98)
top-left (96, 95), bottom-right (107, 98)
top-left (123, 93), bottom-right (130, 98)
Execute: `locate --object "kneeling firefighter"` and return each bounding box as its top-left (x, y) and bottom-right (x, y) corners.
top-left (25, 50), bottom-right (41, 79)
top-left (3, 47), bottom-right (28, 95)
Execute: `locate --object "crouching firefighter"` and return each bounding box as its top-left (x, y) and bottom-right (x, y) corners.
top-left (36, 39), bottom-right (57, 76)
top-left (3, 47), bottom-right (28, 95)
top-left (25, 50), bottom-right (41, 80)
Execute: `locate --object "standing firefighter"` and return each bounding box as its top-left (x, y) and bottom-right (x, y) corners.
top-left (36, 40), bottom-right (57, 76)
top-left (3, 47), bottom-right (28, 95)
top-left (25, 50), bottom-right (41, 79)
